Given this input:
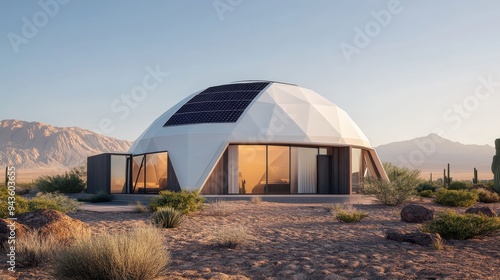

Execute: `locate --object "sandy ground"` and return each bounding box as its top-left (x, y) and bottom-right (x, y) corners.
top-left (2, 198), bottom-right (500, 279)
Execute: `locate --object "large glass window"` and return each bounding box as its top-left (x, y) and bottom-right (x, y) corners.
top-left (145, 152), bottom-right (168, 193)
top-left (110, 155), bottom-right (127, 193)
top-left (237, 145), bottom-right (267, 194)
top-left (132, 155), bottom-right (145, 193)
top-left (351, 148), bottom-right (363, 194)
top-left (132, 152), bottom-right (168, 194)
top-left (267, 146), bottom-right (290, 194)
top-left (291, 147), bottom-right (318, 193)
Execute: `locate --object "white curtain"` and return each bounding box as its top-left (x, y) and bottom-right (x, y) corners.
top-left (228, 145), bottom-right (239, 194)
top-left (292, 147), bottom-right (317, 194)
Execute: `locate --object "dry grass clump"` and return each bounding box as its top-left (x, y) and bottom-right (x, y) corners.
top-left (152, 207), bottom-right (184, 228)
top-left (208, 199), bottom-right (233, 216)
top-left (212, 225), bottom-right (247, 249)
top-left (6, 230), bottom-right (62, 267)
top-left (131, 201), bottom-right (148, 213)
top-left (332, 204), bottom-right (368, 223)
top-left (430, 233), bottom-right (445, 250)
top-left (250, 196), bottom-right (263, 204)
top-left (55, 226), bottom-right (170, 280)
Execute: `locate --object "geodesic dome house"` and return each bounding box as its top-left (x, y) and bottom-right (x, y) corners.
top-left (87, 81), bottom-right (387, 195)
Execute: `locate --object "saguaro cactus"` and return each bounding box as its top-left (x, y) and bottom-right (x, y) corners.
top-left (493, 139), bottom-right (500, 193)
top-left (473, 168), bottom-right (478, 184)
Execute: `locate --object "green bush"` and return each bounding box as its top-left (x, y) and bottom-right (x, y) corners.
top-left (434, 189), bottom-right (478, 207)
top-left (473, 188), bottom-right (500, 203)
top-left (417, 182), bottom-right (438, 192)
top-left (78, 191), bottom-right (114, 203)
top-left (422, 211), bottom-right (500, 240)
top-left (152, 207), bottom-right (184, 228)
top-left (28, 192), bottom-right (80, 213)
top-left (448, 181), bottom-right (468, 190)
top-left (55, 226), bottom-right (170, 280)
top-left (0, 190), bottom-right (79, 218)
top-left (336, 211), bottom-right (368, 223)
top-left (332, 204), bottom-right (368, 223)
top-left (418, 190), bottom-right (435, 198)
top-left (0, 188), bottom-right (29, 218)
top-left (36, 168), bottom-right (86, 193)
top-left (363, 162), bottom-right (420, 206)
top-left (149, 190), bottom-right (204, 214)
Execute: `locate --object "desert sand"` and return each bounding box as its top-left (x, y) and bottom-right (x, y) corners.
top-left (3, 198), bottom-right (500, 280)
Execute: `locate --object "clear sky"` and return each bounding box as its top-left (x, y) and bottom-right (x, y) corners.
top-left (1, 0), bottom-right (500, 146)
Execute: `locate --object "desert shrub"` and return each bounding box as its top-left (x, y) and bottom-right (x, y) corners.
top-left (422, 211), bottom-right (500, 240)
top-left (6, 230), bottom-right (62, 267)
top-left (323, 203), bottom-right (336, 213)
top-left (418, 190), bottom-right (435, 198)
top-left (55, 226), bottom-right (170, 280)
top-left (0, 189), bottom-right (30, 218)
top-left (131, 201), bottom-right (148, 213)
top-left (29, 192), bottom-right (80, 213)
top-left (251, 196), bottom-right (263, 204)
top-left (336, 210), bottom-right (368, 223)
top-left (208, 199), bottom-right (233, 216)
top-left (332, 204), bottom-right (368, 223)
top-left (149, 190), bottom-right (204, 214)
top-left (485, 181), bottom-right (495, 189)
top-left (430, 233), bottom-right (445, 250)
top-left (36, 169), bottom-right (86, 193)
top-left (78, 191), bottom-right (114, 203)
top-left (448, 181), bottom-right (468, 190)
top-left (212, 225), bottom-right (247, 249)
top-left (434, 189), bottom-right (478, 207)
top-left (151, 207), bottom-right (184, 228)
top-left (363, 162), bottom-right (420, 206)
top-left (417, 182), bottom-right (438, 192)
top-left (473, 188), bottom-right (500, 203)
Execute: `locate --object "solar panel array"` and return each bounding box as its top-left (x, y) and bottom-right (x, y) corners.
top-left (164, 82), bottom-right (269, 126)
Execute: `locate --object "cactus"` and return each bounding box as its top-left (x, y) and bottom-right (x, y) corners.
top-left (4, 166), bottom-right (7, 187)
top-left (447, 163), bottom-right (451, 186)
top-left (492, 139), bottom-right (500, 194)
top-left (473, 168), bottom-right (478, 184)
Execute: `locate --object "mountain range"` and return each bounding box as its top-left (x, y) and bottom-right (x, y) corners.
top-left (0, 120), bottom-right (132, 171)
top-left (375, 134), bottom-right (495, 180)
top-left (0, 119), bottom-right (496, 181)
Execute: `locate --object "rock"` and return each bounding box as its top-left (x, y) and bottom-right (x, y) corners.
top-left (465, 206), bottom-right (497, 217)
top-left (323, 273), bottom-right (348, 280)
top-left (400, 204), bottom-right (434, 223)
top-left (207, 272), bottom-right (250, 280)
top-left (17, 209), bottom-right (91, 241)
top-left (0, 219), bottom-right (29, 244)
top-left (386, 230), bottom-right (439, 246)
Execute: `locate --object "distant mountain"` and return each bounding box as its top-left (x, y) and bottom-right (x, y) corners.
top-left (375, 134), bottom-right (495, 179)
top-left (0, 120), bottom-right (132, 169)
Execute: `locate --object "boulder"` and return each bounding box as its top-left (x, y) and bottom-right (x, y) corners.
top-left (17, 209), bottom-right (91, 241)
top-left (0, 219), bottom-right (29, 244)
top-left (465, 206), bottom-right (497, 217)
top-left (400, 204), bottom-right (434, 223)
top-left (386, 230), bottom-right (439, 246)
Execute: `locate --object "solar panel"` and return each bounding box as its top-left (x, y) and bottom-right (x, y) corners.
top-left (164, 82), bottom-right (269, 127)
